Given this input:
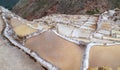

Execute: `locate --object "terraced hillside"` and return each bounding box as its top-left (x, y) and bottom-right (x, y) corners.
top-left (0, 6), bottom-right (120, 70)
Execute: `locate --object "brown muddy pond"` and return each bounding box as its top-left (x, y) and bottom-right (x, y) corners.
top-left (25, 31), bottom-right (82, 70)
top-left (89, 45), bottom-right (120, 70)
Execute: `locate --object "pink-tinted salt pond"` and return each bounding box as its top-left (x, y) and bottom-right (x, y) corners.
top-left (25, 31), bottom-right (82, 70)
top-left (89, 45), bottom-right (120, 70)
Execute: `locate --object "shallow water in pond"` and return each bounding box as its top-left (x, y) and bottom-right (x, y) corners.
top-left (89, 45), bottom-right (120, 70)
top-left (25, 31), bottom-right (82, 70)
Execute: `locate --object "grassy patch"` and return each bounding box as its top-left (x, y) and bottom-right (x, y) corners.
top-left (86, 8), bottom-right (100, 15)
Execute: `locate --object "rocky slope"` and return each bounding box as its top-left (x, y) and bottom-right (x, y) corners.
top-left (12, 0), bottom-right (120, 20)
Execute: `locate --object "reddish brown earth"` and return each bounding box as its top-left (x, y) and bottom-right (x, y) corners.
top-left (13, 0), bottom-right (112, 20)
top-left (25, 31), bottom-right (82, 70)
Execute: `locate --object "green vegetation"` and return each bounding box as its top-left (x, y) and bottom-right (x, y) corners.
top-left (86, 8), bottom-right (100, 15)
top-left (31, 0), bottom-right (56, 13)
top-left (109, 0), bottom-right (120, 9)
